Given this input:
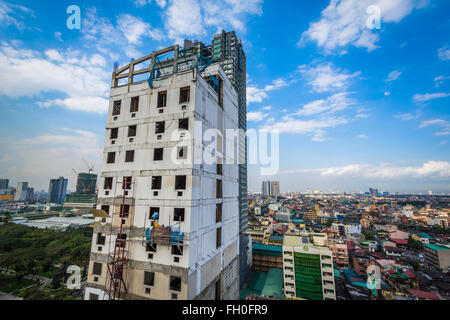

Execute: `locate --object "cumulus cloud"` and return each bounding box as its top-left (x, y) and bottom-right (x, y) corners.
top-left (247, 111), bottom-right (268, 122)
top-left (0, 42), bottom-right (110, 113)
top-left (413, 92), bottom-right (450, 103)
top-left (438, 46), bottom-right (450, 61)
top-left (247, 78), bottom-right (289, 104)
top-left (385, 70), bottom-right (402, 82)
top-left (296, 92), bottom-right (354, 116)
top-left (299, 63), bottom-right (361, 93)
top-left (299, 0), bottom-right (428, 53)
top-left (282, 161), bottom-right (450, 180)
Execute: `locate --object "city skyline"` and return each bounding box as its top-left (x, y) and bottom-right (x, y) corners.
top-left (0, 0), bottom-right (449, 194)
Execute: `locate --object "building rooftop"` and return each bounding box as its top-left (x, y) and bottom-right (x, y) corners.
top-left (261, 268), bottom-right (284, 298)
top-left (424, 243), bottom-right (450, 251)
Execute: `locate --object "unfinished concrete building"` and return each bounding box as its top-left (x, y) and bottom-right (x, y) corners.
top-left (84, 43), bottom-right (242, 300)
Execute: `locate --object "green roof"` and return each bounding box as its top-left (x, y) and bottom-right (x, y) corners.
top-left (245, 271), bottom-right (267, 293)
top-left (261, 268), bottom-right (284, 298)
top-left (252, 243), bottom-right (282, 257)
top-left (425, 243), bottom-right (450, 251)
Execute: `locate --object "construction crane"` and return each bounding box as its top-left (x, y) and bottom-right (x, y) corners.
top-left (83, 159), bottom-right (94, 174)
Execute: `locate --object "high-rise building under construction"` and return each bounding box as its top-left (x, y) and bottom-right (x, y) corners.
top-left (85, 31), bottom-right (247, 300)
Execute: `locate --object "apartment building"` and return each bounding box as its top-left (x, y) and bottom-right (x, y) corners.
top-left (84, 44), bottom-right (241, 300)
top-left (282, 235), bottom-right (336, 300)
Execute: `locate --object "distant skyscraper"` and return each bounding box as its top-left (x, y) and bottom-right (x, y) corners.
top-left (26, 187), bottom-right (34, 201)
top-left (48, 177), bottom-right (68, 203)
top-left (369, 188), bottom-right (379, 197)
top-left (0, 179), bottom-right (9, 190)
top-left (14, 182), bottom-right (28, 202)
top-left (76, 173), bottom-right (98, 195)
top-left (261, 181), bottom-right (280, 197)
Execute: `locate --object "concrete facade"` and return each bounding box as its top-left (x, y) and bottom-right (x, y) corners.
top-left (85, 48), bottom-right (240, 300)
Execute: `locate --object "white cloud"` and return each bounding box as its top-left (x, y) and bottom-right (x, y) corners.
top-left (419, 119), bottom-right (450, 136)
top-left (117, 14), bottom-right (164, 44)
top-left (299, 0), bottom-right (428, 53)
top-left (296, 92), bottom-right (354, 116)
top-left (163, 0), bottom-right (263, 43)
top-left (384, 91), bottom-right (391, 96)
top-left (386, 70), bottom-right (402, 82)
top-left (247, 111), bottom-right (267, 122)
top-left (134, 0), bottom-right (167, 8)
top-left (413, 92), bottom-right (450, 103)
top-left (282, 161), bottom-right (450, 180)
top-left (434, 75), bottom-right (450, 87)
top-left (394, 112), bottom-right (419, 121)
top-left (299, 63), bottom-right (361, 93)
top-left (0, 1), bottom-right (34, 30)
top-left (357, 134), bottom-right (368, 139)
top-left (438, 46), bottom-right (450, 61)
top-left (0, 42), bottom-right (110, 113)
top-left (0, 128), bottom-right (103, 190)
top-left (247, 78), bottom-right (288, 104)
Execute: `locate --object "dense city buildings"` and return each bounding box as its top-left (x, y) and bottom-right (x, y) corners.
top-left (48, 177), bottom-right (68, 204)
top-left (261, 181), bottom-right (280, 198)
top-left (84, 39), bottom-right (243, 300)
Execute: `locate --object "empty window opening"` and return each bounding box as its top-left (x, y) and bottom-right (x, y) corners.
top-left (179, 87), bottom-right (190, 104)
top-left (107, 152), bottom-right (116, 164)
top-left (125, 150), bottom-right (135, 162)
top-left (101, 205), bottom-right (110, 215)
top-left (97, 233), bottom-right (106, 246)
top-left (110, 128), bottom-right (118, 140)
top-left (172, 243), bottom-right (183, 256)
top-left (157, 91), bottom-right (167, 108)
top-left (170, 276), bottom-right (181, 292)
top-left (175, 176), bottom-right (186, 190)
top-left (104, 178), bottom-right (113, 190)
top-left (216, 204), bottom-right (222, 223)
top-left (130, 96), bottom-right (139, 113)
top-left (154, 148), bottom-right (164, 161)
top-left (177, 146), bottom-right (187, 159)
top-left (120, 204), bottom-right (130, 218)
top-left (216, 227), bottom-right (222, 248)
top-left (174, 208), bottom-right (185, 222)
top-left (179, 118), bottom-right (189, 130)
top-left (146, 243), bottom-right (157, 252)
top-left (93, 262), bottom-right (102, 276)
top-left (123, 176), bottom-right (132, 189)
top-left (128, 125), bottom-right (137, 137)
top-left (152, 176), bottom-right (162, 190)
top-left (113, 101), bottom-right (121, 115)
top-left (144, 271), bottom-right (155, 286)
top-left (155, 121), bottom-right (165, 134)
top-left (116, 233), bottom-right (127, 248)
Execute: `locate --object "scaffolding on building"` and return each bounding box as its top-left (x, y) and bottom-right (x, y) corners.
top-left (104, 176), bottom-right (135, 300)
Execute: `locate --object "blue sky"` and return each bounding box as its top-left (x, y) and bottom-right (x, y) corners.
top-left (0, 0), bottom-right (449, 193)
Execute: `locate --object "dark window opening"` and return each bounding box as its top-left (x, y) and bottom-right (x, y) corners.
top-left (125, 150), bottom-right (135, 162)
top-left (149, 207), bottom-right (160, 220)
top-left (216, 204), bottom-right (222, 223)
top-left (144, 271), bottom-right (155, 286)
top-left (216, 227), bottom-right (222, 248)
top-left (128, 125), bottom-right (137, 137)
top-left (113, 101), bottom-right (121, 115)
top-left (216, 180), bottom-right (222, 198)
top-left (110, 128), bottom-right (118, 140)
top-left (152, 176), bottom-right (162, 190)
top-left (215, 280), bottom-right (221, 300)
top-left (174, 208), bottom-right (185, 222)
top-left (101, 205), bottom-right (110, 215)
top-left (120, 204), bottom-right (130, 218)
top-left (97, 233), bottom-right (106, 246)
top-left (153, 148), bottom-right (163, 161)
top-left (89, 294), bottom-right (99, 300)
top-left (172, 244), bottom-right (183, 256)
top-left (179, 118), bottom-right (189, 131)
top-left (93, 262), bottom-right (102, 276)
top-left (146, 243), bottom-right (157, 252)
top-left (175, 176), bottom-right (186, 190)
top-left (169, 276), bottom-right (181, 292)
top-left (177, 146), bottom-right (187, 159)
top-left (130, 96), bottom-right (139, 113)
top-left (116, 234), bottom-right (127, 248)
top-left (123, 176), bottom-right (132, 189)
top-left (179, 87), bottom-right (190, 104)
top-left (155, 121), bottom-right (165, 134)
top-left (157, 91), bottom-right (167, 108)
top-left (107, 152), bottom-right (116, 164)
top-left (104, 177), bottom-right (113, 190)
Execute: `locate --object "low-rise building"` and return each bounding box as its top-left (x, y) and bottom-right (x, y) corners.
top-left (423, 243), bottom-right (450, 270)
